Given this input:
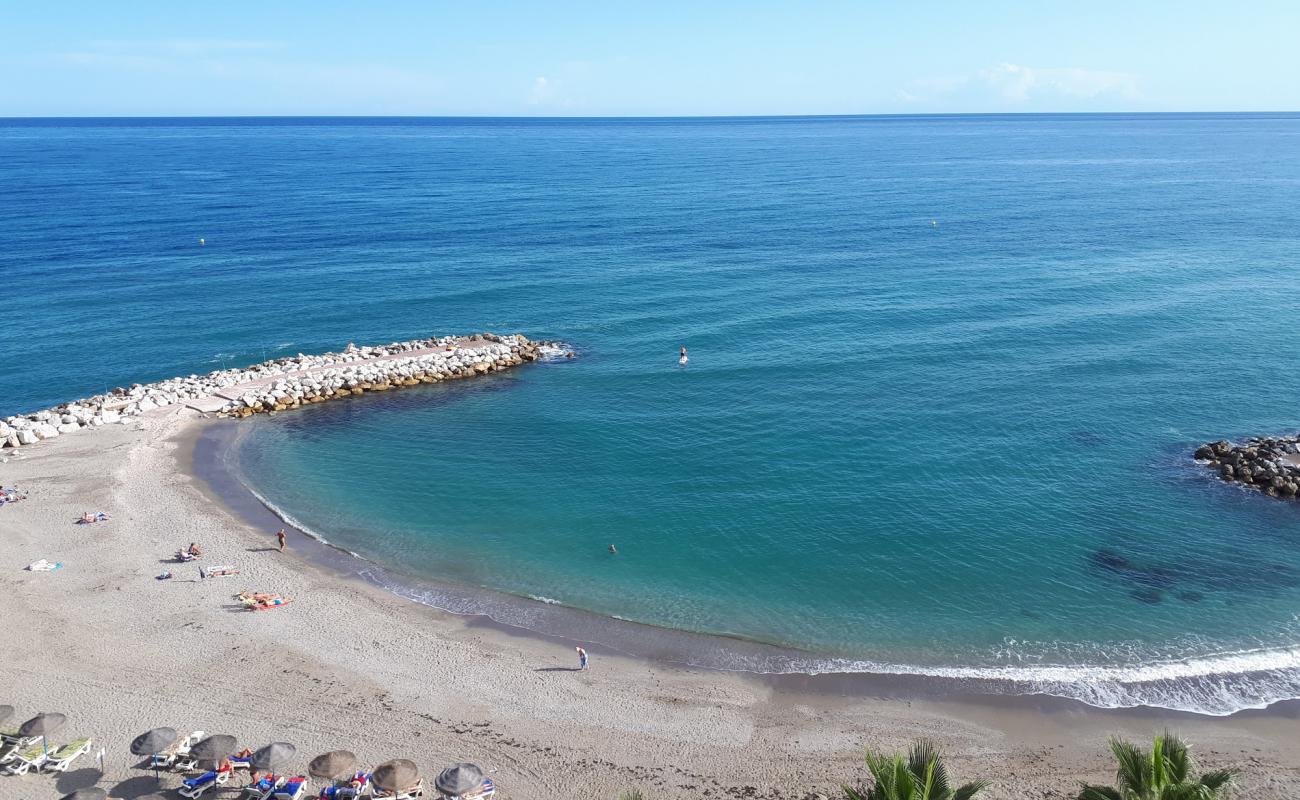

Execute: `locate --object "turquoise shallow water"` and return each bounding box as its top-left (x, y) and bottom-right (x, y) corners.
top-left (6, 115), bottom-right (1300, 713)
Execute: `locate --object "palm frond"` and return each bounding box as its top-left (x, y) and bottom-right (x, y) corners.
top-left (951, 779), bottom-right (990, 800)
top-left (1197, 768), bottom-right (1239, 791)
top-left (842, 785), bottom-right (871, 800)
top-left (907, 740), bottom-right (951, 800)
top-left (1077, 784), bottom-right (1124, 800)
top-left (1158, 730), bottom-right (1193, 784)
top-left (1109, 737), bottom-right (1152, 794)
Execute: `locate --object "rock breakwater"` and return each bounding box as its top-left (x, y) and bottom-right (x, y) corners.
top-left (2, 333), bottom-right (559, 449)
top-left (1194, 436), bottom-right (1300, 498)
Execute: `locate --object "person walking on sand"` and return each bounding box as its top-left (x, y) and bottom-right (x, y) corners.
top-left (576, 646), bottom-right (589, 671)
top-left (276, 528), bottom-right (287, 553)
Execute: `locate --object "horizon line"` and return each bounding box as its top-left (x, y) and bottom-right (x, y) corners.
top-left (3, 111), bottom-right (1299, 122)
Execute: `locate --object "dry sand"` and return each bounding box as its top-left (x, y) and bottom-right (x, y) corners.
top-left (2, 408), bottom-right (1298, 799)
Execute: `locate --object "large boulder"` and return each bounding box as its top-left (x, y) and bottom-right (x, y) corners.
top-left (33, 423), bottom-right (59, 440)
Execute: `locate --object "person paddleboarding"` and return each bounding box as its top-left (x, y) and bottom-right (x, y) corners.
top-left (679, 345), bottom-right (688, 366)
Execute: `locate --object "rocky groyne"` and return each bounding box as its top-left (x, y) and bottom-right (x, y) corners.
top-left (1194, 436), bottom-right (1300, 498)
top-left (2, 333), bottom-right (560, 449)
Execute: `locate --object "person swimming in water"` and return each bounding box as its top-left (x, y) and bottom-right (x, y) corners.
top-left (679, 345), bottom-right (688, 365)
top-left (609, 544), bottom-right (618, 554)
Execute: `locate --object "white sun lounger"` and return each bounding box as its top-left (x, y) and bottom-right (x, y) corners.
top-left (178, 767), bottom-right (232, 799)
top-left (153, 729), bottom-right (205, 769)
top-left (3, 741), bottom-right (50, 775)
top-left (42, 736), bottom-right (92, 772)
top-left (375, 779), bottom-right (425, 799)
top-left (242, 775), bottom-right (287, 800)
top-left (0, 728), bottom-right (37, 746)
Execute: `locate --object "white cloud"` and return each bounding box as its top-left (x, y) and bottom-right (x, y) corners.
top-left (981, 63), bottom-right (1138, 102)
top-left (899, 63), bottom-right (1139, 106)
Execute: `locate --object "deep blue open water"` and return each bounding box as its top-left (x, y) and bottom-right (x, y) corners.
top-left (5, 114), bottom-right (1300, 714)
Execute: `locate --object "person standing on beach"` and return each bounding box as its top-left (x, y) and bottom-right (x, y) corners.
top-left (276, 528), bottom-right (287, 553)
top-left (576, 646), bottom-right (589, 671)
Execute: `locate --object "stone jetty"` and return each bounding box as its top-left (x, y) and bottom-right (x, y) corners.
top-left (2, 333), bottom-right (559, 449)
top-left (1194, 436), bottom-right (1300, 498)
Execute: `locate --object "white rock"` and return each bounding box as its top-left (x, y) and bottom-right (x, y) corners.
top-left (18, 430), bottom-right (39, 445)
top-left (33, 423), bottom-right (59, 440)
top-left (56, 422), bottom-right (80, 434)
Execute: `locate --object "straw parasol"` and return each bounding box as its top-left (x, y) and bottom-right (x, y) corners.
top-left (435, 763), bottom-right (485, 796)
top-left (309, 750), bottom-right (358, 780)
top-left (130, 728), bottom-right (178, 756)
top-left (131, 727), bottom-right (178, 781)
top-left (60, 790), bottom-right (108, 800)
top-left (251, 741), bottom-right (297, 772)
top-left (189, 734), bottom-right (237, 766)
top-left (19, 712), bottom-right (67, 755)
top-left (372, 759), bottom-right (420, 793)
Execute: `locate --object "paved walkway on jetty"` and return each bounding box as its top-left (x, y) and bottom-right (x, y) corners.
top-left (182, 337), bottom-right (497, 414)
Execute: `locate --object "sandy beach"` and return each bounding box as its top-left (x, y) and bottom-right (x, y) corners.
top-left (2, 407), bottom-right (1299, 799)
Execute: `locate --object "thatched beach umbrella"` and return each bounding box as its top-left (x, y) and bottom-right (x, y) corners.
top-left (189, 734), bottom-right (237, 766)
top-left (251, 741), bottom-right (297, 772)
top-left (309, 750), bottom-right (358, 780)
top-left (435, 763), bottom-right (485, 796)
top-left (60, 790), bottom-right (108, 800)
top-left (19, 712), bottom-right (66, 755)
top-left (372, 759), bottom-right (420, 793)
top-left (0, 705), bottom-right (14, 724)
top-left (131, 727), bottom-right (178, 781)
top-left (130, 727), bottom-right (178, 757)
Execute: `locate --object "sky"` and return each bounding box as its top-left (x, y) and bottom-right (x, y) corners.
top-left (2, 1), bottom-right (1297, 116)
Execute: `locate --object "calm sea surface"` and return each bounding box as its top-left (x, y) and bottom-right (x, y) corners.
top-left (5, 115), bottom-right (1300, 713)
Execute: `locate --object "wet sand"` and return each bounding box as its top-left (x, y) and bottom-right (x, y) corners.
top-left (1, 408), bottom-right (1298, 799)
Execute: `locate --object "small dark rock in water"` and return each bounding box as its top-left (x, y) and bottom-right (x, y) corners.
top-left (1130, 588), bottom-right (1164, 604)
top-left (1176, 590), bottom-right (1205, 603)
top-left (1091, 549), bottom-right (1131, 572)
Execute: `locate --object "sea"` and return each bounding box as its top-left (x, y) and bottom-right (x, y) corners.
top-left (4, 114), bottom-right (1300, 715)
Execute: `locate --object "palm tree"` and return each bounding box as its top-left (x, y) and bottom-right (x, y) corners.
top-left (1078, 731), bottom-right (1238, 800)
top-left (843, 739), bottom-right (988, 800)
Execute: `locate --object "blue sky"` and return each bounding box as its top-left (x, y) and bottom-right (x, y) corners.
top-left (2, 1), bottom-right (1296, 116)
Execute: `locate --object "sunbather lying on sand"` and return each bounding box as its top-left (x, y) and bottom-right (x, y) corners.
top-left (77, 511), bottom-right (109, 524)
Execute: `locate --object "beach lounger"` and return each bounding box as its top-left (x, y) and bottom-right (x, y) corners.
top-left (177, 768), bottom-right (231, 799)
top-left (0, 740), bottom-right (19, 765)
top-left (154, 729), bottom-right (205, 769)
top-left (243, 775), bottom-right (286, 800)
top-left (0, 728), bottom-right (37, 746)
top-left (375, 779), bottom-right (424, 799)
top-left (321, 771), bottom-right (371, 799)
top-left (3, 741), bottom-right (50, 775)
top-left (271, 776), bottom-right (309, 800)
top-left (42, 736), bottom-right (92, 772)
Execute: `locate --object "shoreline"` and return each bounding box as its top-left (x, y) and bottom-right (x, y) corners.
top-left (198, 412), bottom-right (1300, 720)
top-left (2, 407), bottom-right (1300, 798)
